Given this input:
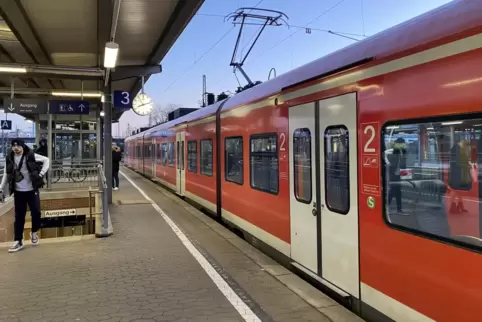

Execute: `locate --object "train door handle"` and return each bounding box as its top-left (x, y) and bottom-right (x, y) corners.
top-left (312, 202), bottom-right (317, 216)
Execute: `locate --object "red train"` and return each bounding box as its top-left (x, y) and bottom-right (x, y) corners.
top-left (125, 1), bottom-right (482, 320)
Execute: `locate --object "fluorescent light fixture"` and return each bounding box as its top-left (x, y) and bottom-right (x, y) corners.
top-left (104, 42), bottom-right (119, 68)
top-left (0, 66), bottom-right (27, 73)
top-left (51, 91), bottom-right (102, 98)
top-left (441, 121), bottom-right (463, 126)
top-left (426, 127), bottom-right (434, 130)
top-left (386, 126), bottom-right (399, 130)
top-left (25, 119), bottom-right (33, 123)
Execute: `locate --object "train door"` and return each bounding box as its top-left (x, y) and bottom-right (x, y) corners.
top-left (319, 93), bottom-right (359, 298)
top-left (176, 132), bottom-right (186, 195)
top-left (289, 102), bottom-right (318, 273)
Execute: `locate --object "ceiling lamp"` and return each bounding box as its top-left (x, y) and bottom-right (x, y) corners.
top-left (104, 42), bottom-right (119, 68)
top-left (51, 91), bottom-right (102, 98)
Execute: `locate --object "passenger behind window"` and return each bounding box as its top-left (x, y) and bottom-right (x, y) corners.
top-left (384, 137), bottom-right (408, 215)
top-left (448, 139), bottom-right (475, 213)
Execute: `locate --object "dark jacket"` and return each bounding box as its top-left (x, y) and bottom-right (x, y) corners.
top-left (112, 149), bottom-right (122, 173)
top-left (6, 148), bottom-right (44, 193)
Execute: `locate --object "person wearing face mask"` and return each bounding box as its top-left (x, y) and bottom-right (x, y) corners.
top-left (0, 138), bottom-right (50, 253)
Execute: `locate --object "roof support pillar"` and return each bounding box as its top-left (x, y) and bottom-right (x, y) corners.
top-left (103, 80), bottom-right (112, 206)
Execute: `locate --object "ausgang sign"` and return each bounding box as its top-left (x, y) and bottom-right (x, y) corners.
top-left (4, 98), bottom-right (48, 114)
top-left (44, 208), bottom-right (77, 218)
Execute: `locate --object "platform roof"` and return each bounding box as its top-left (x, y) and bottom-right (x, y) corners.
top-left (0, 0), bottom-right (204, 121)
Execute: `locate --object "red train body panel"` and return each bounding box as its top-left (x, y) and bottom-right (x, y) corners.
top-left (124, 1), bottom-right (482, 320)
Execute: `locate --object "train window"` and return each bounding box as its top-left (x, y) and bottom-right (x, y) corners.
top-left (225, 136), bottom-right (243, 185)
top-left (293, 128), bottom-right (312, 203)
top-left (168, 142), bottom-right (175, 167)
top-left (250, 133), bottom-right (278, 194)
top-left (188, 141), bottom-right (197, 173)
top-left (181, 141), bottom-right (184, 170)
top-left (324, 126), bottom-right (350, 214)
top-left (200, 139), bottom-right (213, 176)
top-left (177, 141), bottom-right (180, 168)
top-left (161, 143), bottom-right (167, 166)
top-left (157, 144), bottom-right (161, 162)
top-left (151, 144), bottom-right (155, 160)
top-left (382, 118), bottom-right (482, 251)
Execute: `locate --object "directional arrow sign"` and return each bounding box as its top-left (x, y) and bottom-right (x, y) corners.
top-left (3, 98), bottom-right (48, 114)
top-left (49, 100), bottom-right (90, 114)
top-left (0, 120), bottom-right (12, 130)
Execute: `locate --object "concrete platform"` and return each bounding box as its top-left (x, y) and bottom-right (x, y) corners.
top-left (0, 166), bottom-right (363, 322)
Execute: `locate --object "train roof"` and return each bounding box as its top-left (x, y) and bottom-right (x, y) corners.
top-left (219, 0), bottom-right (481, 113)
top-left (127, 101), bottom-right (222, 141)
top-left (126, 0), bottom-right (480, 141)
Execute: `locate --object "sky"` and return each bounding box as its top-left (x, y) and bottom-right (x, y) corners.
top-left (1, 0), bottom-right (454, 137)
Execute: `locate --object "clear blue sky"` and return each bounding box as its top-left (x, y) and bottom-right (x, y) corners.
top-left (1, 0), bottom-right (454, 136)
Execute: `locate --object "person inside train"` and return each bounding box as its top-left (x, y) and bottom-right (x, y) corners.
top-left (385, 137), bottom-right (408, 215)
top-left (448, 139), bottom-right (473, 213)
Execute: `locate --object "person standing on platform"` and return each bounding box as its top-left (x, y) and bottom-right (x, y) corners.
top-left (112, 145), bottom-right (122, 190)
top-left (0, 138), bottom-right (50, 253)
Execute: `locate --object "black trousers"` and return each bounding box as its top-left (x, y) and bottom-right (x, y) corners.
top-left (388, 174), bottom-right (402, 211)
top-left (14, 190), bottom-right (41, 242)
top-left (112, 170), bottom-right (119, 188)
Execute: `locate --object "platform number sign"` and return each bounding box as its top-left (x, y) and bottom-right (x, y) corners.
top-left (0, 120), bottom-right (12, 130)
top-left (113, 90), bottom-right (133, 109)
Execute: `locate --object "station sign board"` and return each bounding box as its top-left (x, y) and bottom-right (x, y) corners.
top-left (3, 98), bottom-right (48, 114)
top-left (113, 90), bottom-right (133, 109)
top-left (49, 100), bottom-right (90, 114)
top-left (0, 120), bottom-right (12, 130)
top-left (44, 208), bottom-right (77, 218)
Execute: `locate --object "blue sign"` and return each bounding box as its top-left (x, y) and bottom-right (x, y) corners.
top-left (0, 120), bottom-right (11, 130)
top-left (50, 100), bottom-right (90, 114)
top-left (113, 91), bottom-right (132, 109)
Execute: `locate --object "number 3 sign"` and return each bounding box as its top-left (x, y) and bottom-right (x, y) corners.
top-left (113, 90), bottom-right (133, 109)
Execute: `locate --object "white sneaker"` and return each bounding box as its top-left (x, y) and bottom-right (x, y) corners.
top-left (8, 241), bottom-right (23, 253)
top-left (113, 187), bottom-right (119, 191)
top-left (30, 232), bottom-right (39, 245)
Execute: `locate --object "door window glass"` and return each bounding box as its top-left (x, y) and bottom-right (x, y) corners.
top-left (324, 126), bottom-right (350, 214)
top-left (293, 128), bottom-right (312, 203)
top-left (181, 141), bottom-right (185, 170)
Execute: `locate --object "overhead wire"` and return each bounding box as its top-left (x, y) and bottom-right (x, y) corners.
top-left (211, 0), bottom-right (351, 88)
top-left (162, 0), bottom-right (265, 94)
top-left (246, 0), bottom-right (348, 65)
top-left (162, 26), bottom-right (235, 93)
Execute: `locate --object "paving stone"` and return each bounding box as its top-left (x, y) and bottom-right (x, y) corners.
top-left (0, 177), bottom-right (242, 322)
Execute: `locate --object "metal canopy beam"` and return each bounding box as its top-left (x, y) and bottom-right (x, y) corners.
top-left (0, 63), bottom-right (104, 79)
top-left (111, 65), bottom-right (162, 82)
top-left (130, 0), bottom-right (205, 95)
top-left (0, 0), bottom-right (63, 89)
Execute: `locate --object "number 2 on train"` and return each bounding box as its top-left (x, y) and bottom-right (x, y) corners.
top-left (362, 123), bottom-right (378, 154)
top-left (279, 132), bottom-right (286, 151)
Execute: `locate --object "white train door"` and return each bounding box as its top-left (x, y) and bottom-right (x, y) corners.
top-left (319, 93), bottom-right (359, 298)
top-left (176, 131), bottom-right (186, 196)
top-left (289, 103), bottom-right (318, 273)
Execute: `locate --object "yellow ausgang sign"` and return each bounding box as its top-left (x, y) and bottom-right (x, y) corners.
top-left (44, 209), bottom-right (76, 218)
